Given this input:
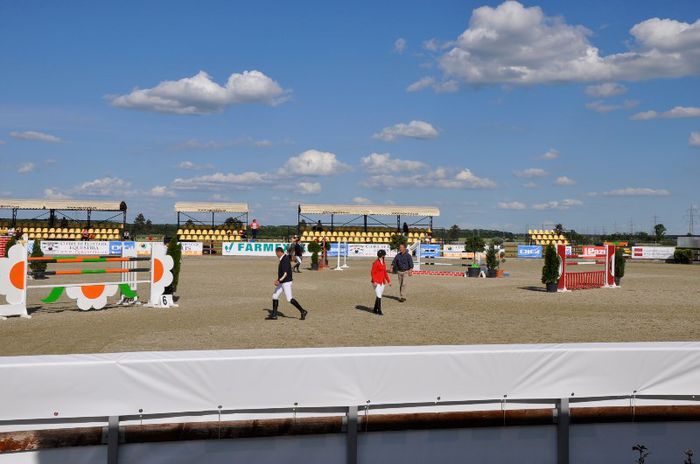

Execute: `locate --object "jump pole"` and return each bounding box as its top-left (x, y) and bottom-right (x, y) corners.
top-left (333, 240), bottom-right (349, 271)
top-left (556, 244), bottom-right (615, 292)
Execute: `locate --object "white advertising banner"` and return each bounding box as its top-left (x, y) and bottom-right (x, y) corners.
top-left (181, 242), bottom-right (203, 256)
top-left (135, 242), bottom-right (152, 256)
top-left (39, 240), bottom-right (112, 256)
top-left (222, 241), bottom-right (310, 257)
top-left (631, 246), bottom-right (675, 260)
top-left (1, 343), bottom-right (699, 422)
top-left (347, 243), bottom-right (397, 258)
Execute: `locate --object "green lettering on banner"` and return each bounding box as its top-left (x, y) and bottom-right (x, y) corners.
top-left (254, 243), bottom-right (262, 252)
top-left (237, 243), bottom-right (244, 251)
top-left (245, 244), bottom-right (253, 252)
top-left (263, 244), bottom-right (273, 252)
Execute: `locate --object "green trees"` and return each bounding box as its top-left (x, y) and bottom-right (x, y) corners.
top-left (446, 224), bottom-right (461, 242)
top-left (464, 235), bottom-right (485, 255)
top-left (654, 223), bottom-right (666, 243)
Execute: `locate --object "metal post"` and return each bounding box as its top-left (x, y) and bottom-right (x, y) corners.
top-left (87, 210), bottom-right (92, 229)
top-left (346, 406), bottom-right (358, 464)
top-left (557, 398), bottom-right (570, 464)
top-left (212, 212), bottom-right (215, 228)
top-left (12, 208), bottom-right (17, 227)
top-left (397, 215), bottom-right (401, 232)
top-left (177, 212), bottom-right (180, 229)
top-left (363, 215), bottom-right (367, 233)
top-left (107, 415), bottom-right (119, 464)
top-left (331, 214), bottom-right (334, 232)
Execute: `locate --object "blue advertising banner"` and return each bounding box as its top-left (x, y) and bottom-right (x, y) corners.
top-left (517, 245), bottom-right (543, 258)
top-left (327, 243), bottom-right (349, 257)
top-left (419, 244), bottom-right (441, 258)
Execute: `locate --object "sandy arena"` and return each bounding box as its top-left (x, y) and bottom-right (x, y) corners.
top-left (0, 256), bottom-right (698, 356)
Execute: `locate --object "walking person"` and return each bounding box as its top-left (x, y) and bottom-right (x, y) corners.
top-left (292, 236), bottom-right (304, 273)
top-left (267, 247), bottom-right (308, 320)
top-left (370, 249), bottom-right (391, 315)
top-left (250, 219), bottom-right (260, 242)
top-left (391, 243), bottom-right (413, 302)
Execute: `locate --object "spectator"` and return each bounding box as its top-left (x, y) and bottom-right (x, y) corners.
top-left (250, 219), bottom-right (260, 242)
top-left (313, 220), bottom-right (324, 232)
top-left (391, 243), bottom-right (413, 303)
top-left (81, 228), bottom-right (89, 241)
top-left (123, 230), bottom-right (131, 241)
top-left (403, 222), bottom-right (409, 235)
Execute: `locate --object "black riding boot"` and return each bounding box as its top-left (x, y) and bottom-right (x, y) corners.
top-left (290, 298), bottom-right (307, 320)
top-left (375, 297), bottom-right (383, 316)
top-left (266, 299), bottom-right (279, 320)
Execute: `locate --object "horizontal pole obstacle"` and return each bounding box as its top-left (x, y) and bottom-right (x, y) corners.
top-left (29, 267), bottom-right (150, 277)
top-left (28, 280), bottom-right (151, 290)
top-left (28, 256), bottom-right (149, 263)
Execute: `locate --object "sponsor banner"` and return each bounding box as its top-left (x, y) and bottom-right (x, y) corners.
top-left (517, 245), bottom-right (542, 258)
top-left (443, 244), bottom-right (468, 258)
top-left (181, 242), bottom-right (203, 256)
top-left (222, 241), bottom-right (308, 257)
top-left (39, 240), bottom-right (113, 256)
top-left (419, 244), bottom-right (441, 258)
top-left (327, 243), bottom-right (348, 258)
top-left (347, 243), bottom-right (397, 258)
top-left (631, 246), bottom-right (675, 260)
top-left (582, 246), bottom-right (607, 257)
top-left (135, 242), bottom-right (152, 256)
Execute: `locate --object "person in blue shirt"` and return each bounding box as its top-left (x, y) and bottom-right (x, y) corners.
top-left (391, 243), bottom-right (413, 302)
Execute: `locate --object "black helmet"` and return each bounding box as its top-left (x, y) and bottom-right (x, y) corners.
top-left (377, 249), bottom-right (386, 258)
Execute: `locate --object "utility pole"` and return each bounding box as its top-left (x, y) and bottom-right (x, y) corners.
top-left (687, 204), bottom-right (698, 235)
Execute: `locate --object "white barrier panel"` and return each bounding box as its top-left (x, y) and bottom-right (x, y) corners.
top-left (631, 246), bottom-right (675, 260)
top-left (347, 243), bottom-right (396, 257)
top-left (1, 342), bottom-right (699, 421)
top-left (181, 242), bottom-right (203, 256)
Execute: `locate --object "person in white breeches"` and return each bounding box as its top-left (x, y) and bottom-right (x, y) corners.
top-left (370, 249), bottom-right (391, 316)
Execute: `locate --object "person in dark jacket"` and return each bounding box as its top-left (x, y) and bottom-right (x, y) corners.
top-left (267, 247), bottom-right (308, 320)
top-left (391, 243), bottom-right (413, 302)
top-left (292, 237), bottom-right (303, 273)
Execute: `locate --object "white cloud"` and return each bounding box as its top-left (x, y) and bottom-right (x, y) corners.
top-left (109, 70), bottom-right (288, 115)
top-left (43, 188), bottom-right (71, 200)
top-left (298, 182), bottom-right (321, 194)
top-left (532, 199), bottom-right (583, 210)
top-left (394, 38), bottom-right (407, 54)
top-left (360, 153), bottom-right (427, 173)
top-left (498, 201), bottom-right (527, 210)
top-left (591, 187), bottom-right (671, 197)
top-left (10, 130), bottom-right (62, 143)
top-left (363, 167), bottom-right (495, 190)
top-left (554, 176), bottom-right (576, 186)
top-left (437, 1), bottom-right (700, 85)
top-left (690, 132), bottom-right (700, 147)
top-left (353, 197), bottom-right (372, 204)
top-left (585, 82), bottom-right (627, 97)
top-left (586, 100), bottom-right (620, 113)
top-left (406, 77), bottom-right (459, 93)
top-left (177, 160), bottom-right (213, 170)
top-left (373, 120), bottom-right (439, 142)
top-left (0, 140), bottom-right (5, 145)
top-left (173, 171), bottom-right (271, 190)
top-left (254, 139), bottom-right (273, 148)
top-left (147, 186), bottom-right (176, 198)
top-left (281, 149), bottom-right (350, 176)
top-left (423, 38), bottom-right (440, 52)
top-left (76, 177), bottom-right (132, 196)
top-left (631, 106), bottom-right (700, 120)
top-left (514, 168), bottom-right (548, 178)
top-left (173, 137), bottom-right (278, 150)
top-left (522, 182), bottom-right (538, 188)
top-left (18, 162), bottom-right (36, 174)
top-left (538, 149), bottom-right (560, 160)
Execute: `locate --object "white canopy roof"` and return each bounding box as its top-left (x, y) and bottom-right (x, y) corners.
top-left (299, 204), bottom-right (439, 217)
top-left (174, 202), bottom-right (249, 214)
top-left (0, 199), bottom-right (126, 211)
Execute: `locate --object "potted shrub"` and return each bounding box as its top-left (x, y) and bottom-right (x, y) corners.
top-left (164, 239), bottom-right (182, 300)
top-left (307, 241), bottom-right (322, 270)
top-left (485, 243), bottom-right (499, 278)
top-left (467, 262), bottom-right (481, 278)
top-left (464, 235), bottom-right (485, 272)
top-left (614, 247), bottom-right (625, 286)
top-left (496, 250), bottom-right (506, 278)
top-left (29, 239), bottom-right (47, 279)
top-left (541, 244), bottom-right (559, 292)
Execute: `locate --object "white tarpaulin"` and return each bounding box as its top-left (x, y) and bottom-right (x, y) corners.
top-left (631, 246), bottom-right (675, 260)
top-left (1, 343), bottom-right (699, 422)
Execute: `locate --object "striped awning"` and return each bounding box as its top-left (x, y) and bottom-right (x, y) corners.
top-left (299, 204), bottom-right (439, 217)
top-left (0, 199), bottom-right (126, 211)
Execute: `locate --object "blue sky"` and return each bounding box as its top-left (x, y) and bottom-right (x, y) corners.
top-left (1, 0), bottom-right (698, 233)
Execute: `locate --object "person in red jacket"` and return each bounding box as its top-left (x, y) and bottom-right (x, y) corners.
top-left (370, 249), bottom-right (391, 316)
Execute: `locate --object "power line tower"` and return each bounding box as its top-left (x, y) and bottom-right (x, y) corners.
top-left (687, 204), bottom-right (699, 235)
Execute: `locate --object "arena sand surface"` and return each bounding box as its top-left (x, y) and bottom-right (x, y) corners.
top-left (0, 256), bottom-right (698, 356)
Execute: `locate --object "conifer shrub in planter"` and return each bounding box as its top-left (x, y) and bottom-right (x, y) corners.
top-left (307, 241), bottom-right (322, 270)
top-left (541, 244), bottom-right (560, 292)
top-left (485, 243), bottom-right (499, 278)
top-left (164, 240), bottom-right (182, 299)
top-left (614, 247), bottom-right (625, 286)
top-left (29, 239), bottom-right (47, 279)
top-left (467, 263), bottom-right (481, 277)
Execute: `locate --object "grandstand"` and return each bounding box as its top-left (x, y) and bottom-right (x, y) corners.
top-left (0, 199), bottom-right (127, 240)
top-left (527, 229), bottom-right (570, 246)
top-left (298, 204), bottom-right (439, 244)
top-left (175, 202), bottom-right (248, 242)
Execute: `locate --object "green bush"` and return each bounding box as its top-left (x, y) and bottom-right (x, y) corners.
top-left (29, 239), bottom-right (47, 275)
top-left (485, 244), bottom-right (499, 272)
top-left (165, 240), bottom-right (182, 294)
top-left (307, 241), bottom-right (322, 265)
top-left (614, 247), bottom-right (625, 279)
top-left (541, 244), bottom-right (560, 284)
top-left (464, 235), bottom-right (485, 254)
top-left (674, 248), bottom-right (693, 264)
top-left (389, 234), bottom-right (408, 251)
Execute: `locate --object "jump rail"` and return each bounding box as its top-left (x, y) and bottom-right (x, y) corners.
top-left (557, 244), bottom-right (615, 292)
